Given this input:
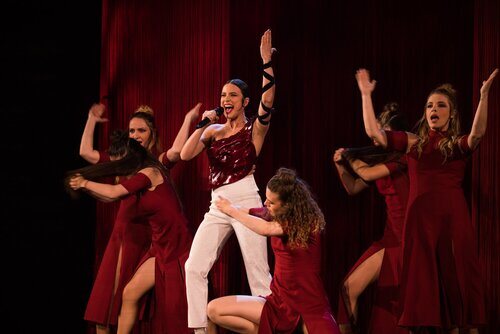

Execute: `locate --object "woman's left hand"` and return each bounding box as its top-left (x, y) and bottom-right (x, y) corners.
top-left (480, 68), bottom-right (499, 97)
top-left (260, 29), bottom-right (276, 63)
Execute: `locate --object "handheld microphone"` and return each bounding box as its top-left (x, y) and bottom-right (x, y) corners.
top-left (195, 106), bottom-right (224, 129)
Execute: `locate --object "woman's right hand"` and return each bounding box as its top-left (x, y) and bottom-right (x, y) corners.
top-left (355, 68), bottom-right (376, 96)
top-left (200, 109), bottom-right (219, 126)
top-left (333, 148), bottom-right (345, 164)
top-left (88, 103), bottom-right (108, 123)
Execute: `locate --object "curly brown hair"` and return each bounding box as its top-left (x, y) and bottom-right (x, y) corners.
top-left (266, 168), bottom-right (325, 249)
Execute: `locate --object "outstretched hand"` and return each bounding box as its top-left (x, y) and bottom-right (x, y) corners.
top-left (260, 29), bottom-right (276, 63)
top-left (480, 68), bottom-right (499, 97)
top-left (89, 103), bottom-right (108, 123)
top-left (186, 102), bottom-right (202, 124)
top-left (355, 69), bottom-right (376, 96)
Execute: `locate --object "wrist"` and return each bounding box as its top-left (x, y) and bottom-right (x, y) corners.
top-left (228, 205), bottom-right (240, 216)
top-left (262, 59), bottom-right (272, 68)
top-left (81, 180), bottom-right (89, 189)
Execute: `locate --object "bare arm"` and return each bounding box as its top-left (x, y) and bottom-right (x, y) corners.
top-left (162, 103), bottom-right (202, 162)
top-left (333, 148), bottom-right (369, 195)
top-left (215, 196), bottom-right (284, 236)
top-left (180, 108), bottom-right (219, 160)
top-left (69, 174), bottom-right (129, 200)
top-left (253, 29), bottom-right (277, 154)
top-left (83, 189), bottom-right (117, 203)
top-left (355, 69), bottom-right (387, 147)
top-left (79, 103), bottom-right (108, 164)
top-left (69, 168), bottom-right (159, 201)
top-left (468, 68), bottom-right (498, 150)
top-left (349, 159), bottom-right (391, 182)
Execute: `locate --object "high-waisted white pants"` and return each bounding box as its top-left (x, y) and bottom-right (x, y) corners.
top-left (185, 174), bottom-right (272, 328)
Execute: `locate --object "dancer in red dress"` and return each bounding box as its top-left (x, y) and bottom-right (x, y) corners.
top-left (206, 168), bottom-right (340, 334)
top-left (69, 133), bottom-right (193, 334)
top-left (356, 68), bottom-right (498, 333)
top-left (79, 103), bottom-right (200, 333)
top-left (334, 103), bottom-right (409, 334)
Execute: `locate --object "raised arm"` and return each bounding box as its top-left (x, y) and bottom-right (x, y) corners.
top-left (333, 148), bottom-right (369, 195)
top-left (355, 69), bottom-right (388, 147)
top-left (79, 103), bottom-right (108, 164)
top-left (468, 68), bottom-right (498, 150)
top-left (253, 29), bottom-right (277, 154)
top-left (215, 196), bottom-right (284, 236)
top-left (160, 102), bottom-right (202, 163)
top-left (180, 108), bottom-right (219, 161)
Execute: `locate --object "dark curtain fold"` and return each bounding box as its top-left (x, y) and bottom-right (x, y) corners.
top-left (472, 0), bottom-right (500, 333)
top-left (91, 0), bottom-right (498, 333)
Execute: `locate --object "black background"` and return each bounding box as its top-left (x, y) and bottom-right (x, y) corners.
top-left (0, 1), bottom-right (101, 332)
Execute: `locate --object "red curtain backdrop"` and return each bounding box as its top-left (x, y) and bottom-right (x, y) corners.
top-left (473, 0), bottom-right (500, 332)
top-left (91, 0), bottom-right (499, 333)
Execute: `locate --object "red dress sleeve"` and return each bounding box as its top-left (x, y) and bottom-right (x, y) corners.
top-left (98, 151), bottom-right (111, 163)
top-left (458, 135), bottom-right (474, 154)
top-left (385, 130), bottom-right (408, 152)
top-left (384, 155), bottom-right (407, 175)
top-left (95, 151), bottom-right (115, 184)
top-left (119, 173), bottom-right (152, 194)
top-left (249, 207), bottom-right (272, 222)
top-left (160, 153), bottom-right (177, 170)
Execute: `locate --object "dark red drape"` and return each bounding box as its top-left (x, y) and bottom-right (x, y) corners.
top-left (90, 0), bottom-right (499, 333)
top-left (472, 0), bottom-right (500, 333)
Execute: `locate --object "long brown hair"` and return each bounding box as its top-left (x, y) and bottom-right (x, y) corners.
top-left (267, 168), bottom-right (325, 248)
top-left (65, 130), bottom-right (166, 197)
top-left (414, 84), bottom-right (464, 161)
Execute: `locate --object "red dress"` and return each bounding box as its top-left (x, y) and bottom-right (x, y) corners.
top-left (386, 130), bottom-right (486, 329)
top-left (84, 152), bottom-right (176, 331)
top-left (337, 159), bottom-right (409, 334)
top-left (249, 208), bottom-right (340, 334)
top-left (120, 172), bottom-right (193, 334)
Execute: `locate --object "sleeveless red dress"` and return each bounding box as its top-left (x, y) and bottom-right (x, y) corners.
top-left (249, 208), bottom-right (340, 334)
top-left (386, 130), bottom-right (486, 329)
